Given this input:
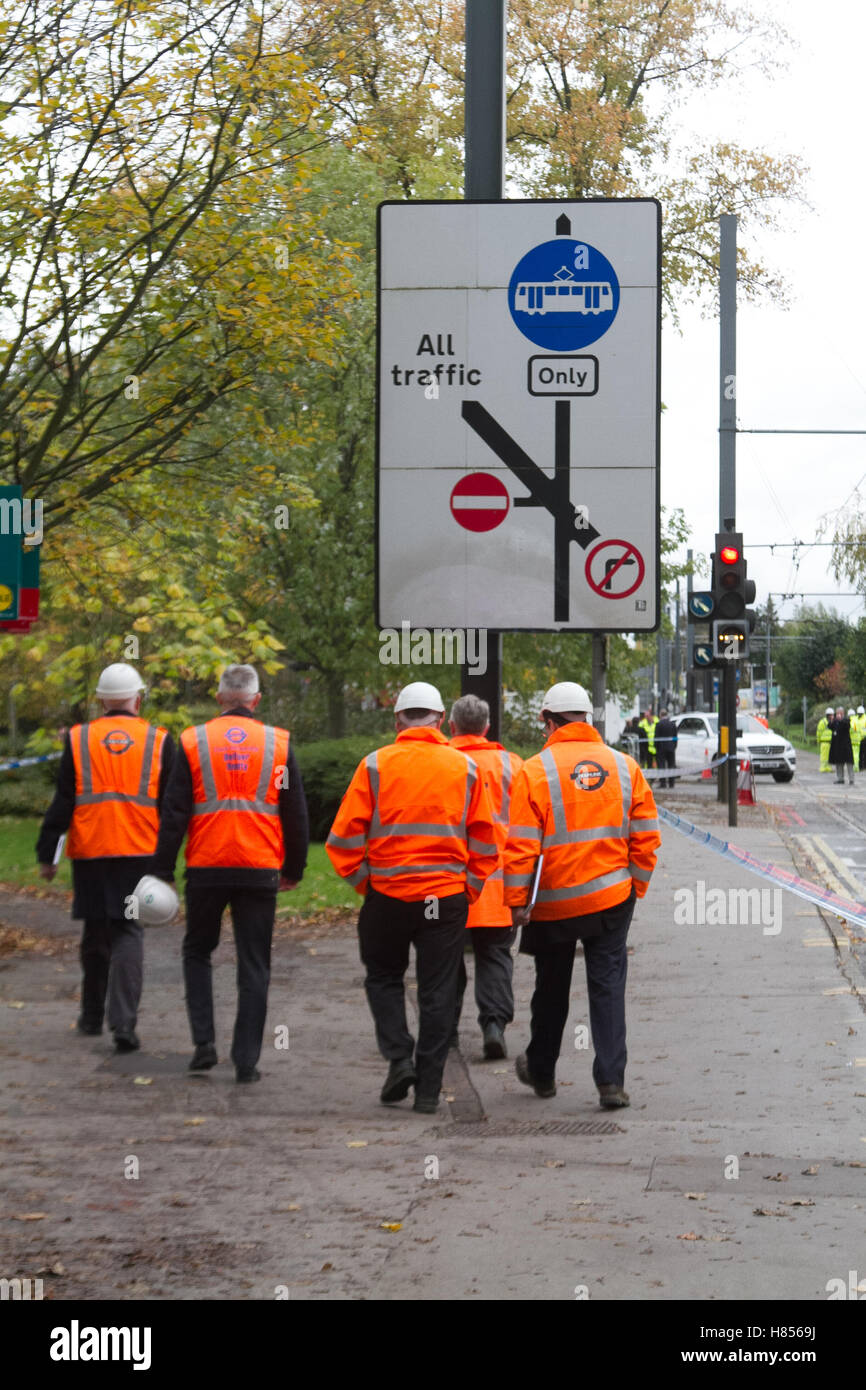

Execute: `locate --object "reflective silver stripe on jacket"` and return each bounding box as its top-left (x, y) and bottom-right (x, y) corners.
top-left (371, 861), bottom-right (466, 877)
top-left (466, 871), bottom-right (487, 895)
top-left (630, 817), bottom-right (660, 834)
top-left (461, 757), bottom-right (477, 835)
top-left (511, 824), bottom-right (542, 841)
top-left (610, 750), bottom-right (633, 835)
top-left (366, 751), bottom-right (381, 835)
top-left (327, 831), bottom-right (368, 850)
top-left (504, 872), bottom-right (533, 888)
top-left (629, 863), bottom-right (653, 882)
top-left (540, 749), bottom-right (566, 842)
top-left (75, 723), bottom-right (159, 807)
top-left (496, 749), bottom-right (513, 826)
top-left (190, 723), bottom-right (280, 815)
top-left (535, 866), bottom-right (632, 904)
top-left (467, 836), bottom-right (497, 857)
top-left (346, 862), bottom-right (369, 887)
top-left (370, 822), bottom-right (465, 839)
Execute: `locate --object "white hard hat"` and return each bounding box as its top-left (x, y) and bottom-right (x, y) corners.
top-left (394, 681), bottom-right (445, 714)
top-left (95, 662), bottom-right (146, 699)
top-left (858, 706), bottom-right (865, 715)
top-left (826, 708), bottom-right (834, 715)
top-left (132, 875), bottom-right (179, 927)
top-left (541, 681), bottom-right (592, 715)
top-left (848, 709), bottom-right (856, 717)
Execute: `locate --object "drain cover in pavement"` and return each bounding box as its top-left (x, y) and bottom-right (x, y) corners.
top-left (432, 1119), bottom-right (625, 1137)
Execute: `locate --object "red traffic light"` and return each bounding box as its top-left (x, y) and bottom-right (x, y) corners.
top-left (719, 545), bottom-right (740, 565)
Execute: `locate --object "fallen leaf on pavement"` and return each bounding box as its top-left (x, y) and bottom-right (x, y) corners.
top-left (133, 1077), bottom-right (153, 1086)
top-left (753, 1207), bottom-right (790, 1217)
top-left (7, 1001), bottom-right (25, 1008)
top-left (543, 1159), bottom-right (565, 1168)
top-left (780, 1198), bottom-right (815, 1206)
top-left (380, 1222), bottom-right (402, 1231)
top-left (277, 1205), bottom-right (301, 1212)
top-left (684, 1193), bottom-right (706, 1200)
top-left (677, 1232), bottom-right (702, 1240)
top-left (184, 1117), bottom-right (206, 1126)
top-left (763, 1172), bottom-right (788, 1181)
top-left (346, 1141), bottom-right (367, 1148)
top-left (801, 1165), bottom-right (819, 1175)
top-left (12, 1212), bottom-right (47, 1221)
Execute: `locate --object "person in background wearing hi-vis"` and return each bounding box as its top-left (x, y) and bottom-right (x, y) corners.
top-left (326, 681), bottom-right (498, 1114)
top-left (152, 665), bottom-right (308, 1083)
top-left (638, 708), bottom-right (658, 769)
top-left (504, 682), bottom-right (660, 1109)
top-left (448, 693), bottom-right (523, 1060)
top-left (848, 709), bottom-right (861, 770)
top-left (817, 708), bottom-right (833, 773)
top-left (36, 663), bottom-right (175, 1052)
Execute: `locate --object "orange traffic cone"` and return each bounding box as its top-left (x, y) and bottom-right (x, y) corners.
top-left (701, 747), bottom-right (713, 780)
top-left (737, 757), bottom-right (757, 805)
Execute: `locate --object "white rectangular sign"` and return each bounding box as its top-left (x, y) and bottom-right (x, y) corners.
top-left (377, 199), bottom-right (660, 630)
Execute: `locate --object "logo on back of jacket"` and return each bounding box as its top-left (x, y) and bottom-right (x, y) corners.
top-left (102, 729), bottom-right (134, 755)
top-left (221, 725), bottom-right (253, 773)
top-left (570, 760), bottom-right (608, 791)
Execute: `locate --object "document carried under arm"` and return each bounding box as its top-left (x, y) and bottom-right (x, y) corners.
top-left (528, 855), bottom-right (544, 909)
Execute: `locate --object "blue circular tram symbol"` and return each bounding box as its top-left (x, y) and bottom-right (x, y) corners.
top-left (508, 238), bottom-right (620, 351)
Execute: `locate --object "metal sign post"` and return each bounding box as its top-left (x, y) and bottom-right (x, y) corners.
top-left (719, 214), bottom-right (738, 825)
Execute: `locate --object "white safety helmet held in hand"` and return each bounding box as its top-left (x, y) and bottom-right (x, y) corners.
top-left (132, 875), bottom-right (179, 927)
top-left (540, 681), bottom-right (592, 717)
top-left (95, 663), bottom-right (146, 700)
top-left (394, 681), bottom-right (445, 714)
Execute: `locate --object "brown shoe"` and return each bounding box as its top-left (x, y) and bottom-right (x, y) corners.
top-left (515, 1053), bottom-right (556, 1098)
top-left (598, 1084), bottom-right (630, 1109)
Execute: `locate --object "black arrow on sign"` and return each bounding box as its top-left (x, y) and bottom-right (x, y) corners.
top-left (461, 399), bottom-right (600, 622)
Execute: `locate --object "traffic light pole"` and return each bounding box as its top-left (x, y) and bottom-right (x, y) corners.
top-left (460, 0), bottom-right (507, 738)
top-left (719, 214), bottom-right (737, 826)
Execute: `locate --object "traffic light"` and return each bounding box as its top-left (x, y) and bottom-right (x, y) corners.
top-left (711, 531), bottom-right (756, 656)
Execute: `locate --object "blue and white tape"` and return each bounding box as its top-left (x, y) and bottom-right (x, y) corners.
top-left (659, 804), bottom-right (866, 930)
top-left (642, 754), bottom-right (729, 782)
top-left (0, 752), bottom-right (62, 774)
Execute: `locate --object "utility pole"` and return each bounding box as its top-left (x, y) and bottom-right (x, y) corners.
top-left (592, 633), bottom-right (607, 741)
top-left (460, 1), bottom-right (507, 737)
top-left (719, 214), bottom-right (737, 826)
top-left (686, 548), bottom-right (696, 709)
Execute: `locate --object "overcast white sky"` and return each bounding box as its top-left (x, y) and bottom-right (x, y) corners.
top-left (660, 0), bottom-right (866, 624)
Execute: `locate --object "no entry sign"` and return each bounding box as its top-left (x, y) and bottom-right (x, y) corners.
top-left (450, 472), bottom-right (510, 532)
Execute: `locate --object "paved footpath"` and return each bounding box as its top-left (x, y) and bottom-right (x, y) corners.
top-left (1, 791), bottom-right (864, 1302)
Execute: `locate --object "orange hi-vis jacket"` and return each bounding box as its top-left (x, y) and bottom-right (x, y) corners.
top-left (504, 722), bottom-right (660, 920)
top-left (181, 716), bottom-right (290, 870)
top-left (67, 717), bottom-right (168, 859)
top-left (326, 726), bottom-right (499, 903)
top-left (450, 734), bottom-right (523, 927)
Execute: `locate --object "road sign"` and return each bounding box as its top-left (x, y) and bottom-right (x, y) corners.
top-left (450, 472), bottom-right (510, 532)
top-left (585, 539), bottom-right (645, 599)
top-left (694, 644), bottom-right (715, 667)
top-left (688, 591), bottom-right (714, 619)
top-left (377, 199), bottom-right (660, 630)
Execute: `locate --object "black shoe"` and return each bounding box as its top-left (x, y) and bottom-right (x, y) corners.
top-left (482, 1022), bottom-right (507, 1059)
top-left (412, 1095), bottom-right (438, 1114)
top-left (380, 1058), bottom-right (417, 1104)
top-left (236, 1067), bottom-right (261, 1084)
top-left (114, 1032), bottom-right (140, 1053)
top-left (515, 1052), bottom-right (556, 1098)
top-left (189, 1043), bottom-right (218, 1072)
top-left (76, 1018), bottom-right (102, 1036)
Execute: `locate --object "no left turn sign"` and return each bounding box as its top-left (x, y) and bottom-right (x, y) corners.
top-left (585, 539), bottom-right (645, 599)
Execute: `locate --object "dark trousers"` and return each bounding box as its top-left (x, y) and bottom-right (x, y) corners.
top-left (357, 887), bottom-right (468, 1099)
top-left (80, 916), bottom-right (143, 1037)
top-left (526, 894), bottom-right (634, 1087)
top-left (183, 885), bottom-right (276, 1072)
top-left (640, 747), bottom-right (654, 769)
top-left (656, 749), bottom-right (676, 788)
top-left (454, 925), bottom-right (517, 1033)
top-left (860, 741), bottom-right (866, 772)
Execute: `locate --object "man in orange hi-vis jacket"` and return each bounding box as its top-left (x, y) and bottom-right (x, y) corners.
top-left (449, 693), bottom-right (523, 1061)
top-left (153, 665), bottom-right (308, 1084)
top-left (37, 663), bottom-right (175, 1052)
top-left (504, 681), bottom-right (660, 1110)
top-left (326, 681), bottom-right (498, 1114)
